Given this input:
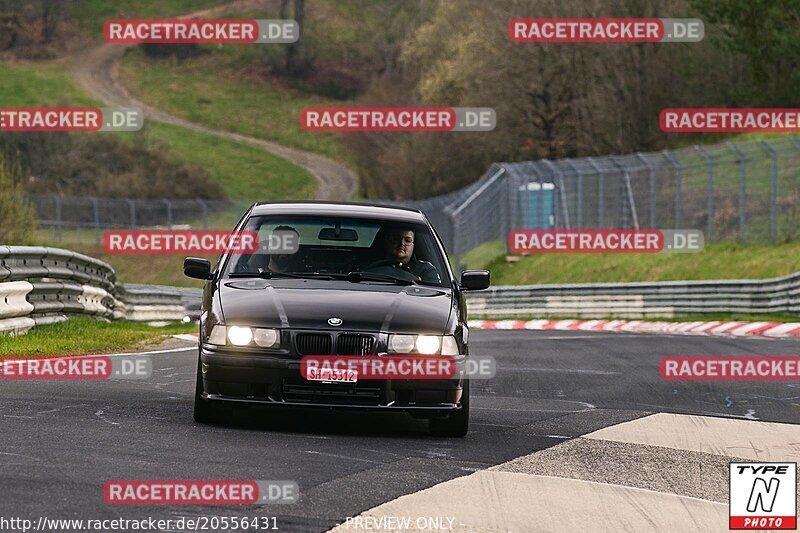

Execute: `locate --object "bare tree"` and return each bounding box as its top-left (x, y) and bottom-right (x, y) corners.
top-left (279, 0), bottom-right (306, 75)
top-left (40, 0), bottom-right (64, 43)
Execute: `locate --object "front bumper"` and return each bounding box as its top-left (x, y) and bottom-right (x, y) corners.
top-left (200, 346), bottom-right (466, 414)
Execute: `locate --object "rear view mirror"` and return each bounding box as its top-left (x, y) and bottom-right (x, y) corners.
top-left (184, 257), bottom-right (212, 280)
top-left (318, 228), bottom-right (358, 241)
top-left (460, 270), bottom-right (490, 290)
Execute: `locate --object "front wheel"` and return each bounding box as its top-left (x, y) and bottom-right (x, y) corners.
top-left (429, 379), bottom-right (469, 437)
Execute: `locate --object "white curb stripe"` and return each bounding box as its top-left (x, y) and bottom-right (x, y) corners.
top-left (762, 323), bottom-right (800, 337)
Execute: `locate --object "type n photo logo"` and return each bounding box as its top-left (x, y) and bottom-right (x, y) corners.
top-left (730, 462), bottom-right (797, 530)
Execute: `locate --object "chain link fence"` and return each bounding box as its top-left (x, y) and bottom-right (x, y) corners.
top-left (29, 195), bottom-right (251, 243)
top-left (27, 137), bottom-right (800, 267)
top-left (401, 136), bottom-right (800, 270)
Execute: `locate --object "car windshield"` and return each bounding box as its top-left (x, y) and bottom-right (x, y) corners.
top-left (222, 215), bottom-right (449, 287)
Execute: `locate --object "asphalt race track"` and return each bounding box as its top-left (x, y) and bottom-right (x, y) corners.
top-left (2, 330), bottom-right (799, 532)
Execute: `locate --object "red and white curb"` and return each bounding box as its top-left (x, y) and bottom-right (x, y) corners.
top-left (467, 319), bottom-right (800, 339)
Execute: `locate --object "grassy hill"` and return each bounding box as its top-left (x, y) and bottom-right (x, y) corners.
top-left (464, 240), bottom-right (800, 285)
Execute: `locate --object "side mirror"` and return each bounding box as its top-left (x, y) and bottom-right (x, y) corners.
top-left (184, 257), bottom-right (212, 280)
top-left (460, 270), bottom-right (490, 290)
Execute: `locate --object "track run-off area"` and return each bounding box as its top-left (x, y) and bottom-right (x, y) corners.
top-left (2, 329), bottom-right (799, 532)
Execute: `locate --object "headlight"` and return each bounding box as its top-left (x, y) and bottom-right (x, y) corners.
top-left (415, 335), bottom-right (440, 354)
top-left (207, 325), bottom-right (280, 348)
top-left (441, 336), bottom-right (459, 355)
top-left (388, 334), bottom-right (457, 355)
top-left (208, 325), bottom-right (227, 345)
top-left (182, 316), bottom-right (191, 323)
top-left (388, 334), bottom-right (416, 353)
top-left (253, 328), bottom-right (280, 348)
top-left (228, 326), bottom-right (253, 346)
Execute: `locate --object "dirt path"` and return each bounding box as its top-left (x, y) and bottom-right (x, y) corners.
top-left (73, 0), bottom-right (357, 201)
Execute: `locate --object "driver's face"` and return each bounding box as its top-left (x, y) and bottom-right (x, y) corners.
top-left (385, 230), bottom-right (414, 262)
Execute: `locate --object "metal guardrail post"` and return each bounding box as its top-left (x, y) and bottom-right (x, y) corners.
top-left (759, 141), bottom-right (778, 244)
top-left (662, 151), bottom-right (683, 229)
top-left (445, 208), bottom-right (462, 274)
top-left (727, 142), bottom-right (747, 241)
top-left (163, 199), bottom-right (173, 229)
top-left (564, 160), bottom-right (583, 227)
top-left (53, 194), bottom-right (62, 241)
top-left (126, 198), bottom-right (136, 229)
top-left (610, 156), bottom-right (639, 229)
top-left (448, 167), bottom-right (505, 265)
top-left (694, 146), bottom-right (714, 244)
top-left (542, 160), bottom-right (571, 228)
top-left (197, 199), bottom-right (209, 229)
top-left (586, 157), bottom-right (604, 227)
top-left (502, 171), bottom-right (512, 251)
top-left (91, 197), bottom-right (100, 245)
top-left (636, 153), bottom-right (656, 228)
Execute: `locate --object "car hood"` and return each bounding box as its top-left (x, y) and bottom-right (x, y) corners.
top-left (218, 279), bottom-right (453, 334)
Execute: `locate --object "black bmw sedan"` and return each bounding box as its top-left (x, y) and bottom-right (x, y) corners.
top-left (184, 202), bottom-right (489, 437)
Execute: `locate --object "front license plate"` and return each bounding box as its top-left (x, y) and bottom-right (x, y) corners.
top-left (306, 368), bottom-right (358, 383)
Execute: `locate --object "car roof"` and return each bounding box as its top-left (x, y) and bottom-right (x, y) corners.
top-left (250, 201), bottom-right (427, 223)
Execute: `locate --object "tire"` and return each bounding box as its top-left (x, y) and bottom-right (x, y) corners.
top-left (193, 356), bottom-right (222, 424)
top-left (429, 379), bottom-right (469, 437)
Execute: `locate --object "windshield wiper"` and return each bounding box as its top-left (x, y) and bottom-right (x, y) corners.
top-left (334, 271), bottom-right (418, 285)
top-left (228, 270), bottom-right (416, 285)
top-left (227, 271), bottom-right (308, 279)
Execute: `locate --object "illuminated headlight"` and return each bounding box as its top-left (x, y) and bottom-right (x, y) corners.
top-left (253, 328), bottom-right (280, 348)
top-left (182, 316), bottom-right (191, 323)
top-left (228, 326), bottom-right (253, 346)
top-left (388, 334), bottom-right (454, 355)
top-left (207, 325), bottom-right (280, 347)
top-left (415, 335), bottom-right (441, 355)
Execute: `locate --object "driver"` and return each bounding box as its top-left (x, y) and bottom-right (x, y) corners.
top-left (366, 227), bottom-right (440, 284)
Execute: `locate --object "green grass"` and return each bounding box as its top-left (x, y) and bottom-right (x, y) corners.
top-left (0, 60), bottom-right (315, 202)
top-left (0, 316), bottom-right (195, 357)
top-left (0, 61), bottom-right (99, 106)
top-left (478, 242), bottom-right (800, 285)
top-left (73, 0), bottom-right (226, 36)
top-left (461, 239), bottom-right (507, 270)
top-left (132, 122), bottom-right (315, 200)
top-left (119, 46), bottom-right (350, 164)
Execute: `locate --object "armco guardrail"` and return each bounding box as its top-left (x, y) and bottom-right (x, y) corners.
top-left (466, 272), bottom-right (800, 319)
top-left (0, 246), bottom-right (186, 334)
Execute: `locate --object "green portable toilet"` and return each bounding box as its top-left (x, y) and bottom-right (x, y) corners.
top-left (518, 182), bottom-right (555, 228)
